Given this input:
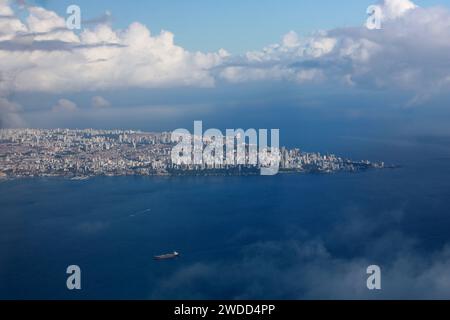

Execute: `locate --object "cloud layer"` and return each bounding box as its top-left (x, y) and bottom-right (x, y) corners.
top-left (220, 0), bottom-right (450, 102)
top-left (151, 204), bottom-right (450, 299)
top-left (0, 0), bottom-right (228, 95)
top-left (1, 0), bottom-right (450, 128)
top-left (1, 0), bottom-right (449, 94)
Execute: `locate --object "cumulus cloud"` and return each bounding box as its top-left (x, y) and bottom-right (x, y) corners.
top-left (91, 95), bottom-right (110, 109)
top-left (1, 0), bottom-right (450, 107)
top-left (379, 0), bottom-right (417, 20)
top-left (219, 0), bottom-right (450, 104)
top-left (0, 0), bottom-right (229, 94)
top-left (52, 98), bottom-right (77, 112)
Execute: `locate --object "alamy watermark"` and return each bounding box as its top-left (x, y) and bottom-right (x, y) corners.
top-left (367, 265), bottom-right (382, 290)
top-left (66, 265), bottom-right (81, 290)
top-left (171, 121), bottom-right (281, 176)
top-left (366, 5), bottom-right (383, 30)
top-left (66, 5), bottom-right (81, 30)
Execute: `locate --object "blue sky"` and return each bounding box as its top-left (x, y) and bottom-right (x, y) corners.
top-left (3, 0), bottom-right (450, 148)
top-left (23, 0), bottom-right (450, 53)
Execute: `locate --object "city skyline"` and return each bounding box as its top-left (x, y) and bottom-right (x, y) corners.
top-left (0, 128), bottom-right (386, 179)
top-left (1, 0), bottom-right (450, 143)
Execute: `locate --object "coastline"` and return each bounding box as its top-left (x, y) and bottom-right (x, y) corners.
top-left (0, 165), bottom-right (396, 181)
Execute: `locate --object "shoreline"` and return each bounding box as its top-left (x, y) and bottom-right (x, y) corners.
top-left (0, 166), bottom-right (396, 181)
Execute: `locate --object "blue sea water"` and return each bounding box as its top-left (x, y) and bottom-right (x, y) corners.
top-left (1, 139), bottom-right (450, 299)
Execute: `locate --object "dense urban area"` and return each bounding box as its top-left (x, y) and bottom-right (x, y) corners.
top-left (0, 129), bottom-right (386, 179)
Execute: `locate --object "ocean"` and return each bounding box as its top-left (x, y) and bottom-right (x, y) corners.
top-left (1, 140), bottom-right (450, 299)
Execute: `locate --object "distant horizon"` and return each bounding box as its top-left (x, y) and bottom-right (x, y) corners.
top-left (1, 0), bottom-right (450, 140)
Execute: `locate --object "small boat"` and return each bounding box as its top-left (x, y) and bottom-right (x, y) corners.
top-left (154, 251), bottom-right (180, 260)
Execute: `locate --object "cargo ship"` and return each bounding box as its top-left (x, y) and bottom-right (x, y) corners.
top-left (154, 251), bottom-right (180, 260)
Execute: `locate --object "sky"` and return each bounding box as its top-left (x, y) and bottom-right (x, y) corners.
top-left (2, 0), bottom-right (450, 153)
top-left (18, 0), bottom-right (450, 53)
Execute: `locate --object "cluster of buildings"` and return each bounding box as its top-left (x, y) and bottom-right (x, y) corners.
top-left (0, 129), bottom-right (385, 179)
top-left (279, 147), bottom-right (384, 173)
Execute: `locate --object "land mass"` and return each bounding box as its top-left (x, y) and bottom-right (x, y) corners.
top-left (0, 129), bottom-right (389, 179)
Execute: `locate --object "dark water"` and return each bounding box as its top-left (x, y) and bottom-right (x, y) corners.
top-left (1, 141), bottom-right (450, 299)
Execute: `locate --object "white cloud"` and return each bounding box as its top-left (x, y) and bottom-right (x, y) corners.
top-left (219, 0), bottom-right (450, 104)
top-left (0, 1), bottom-right (228, 94)
top-left (305, 36), bottom-right (337, 58)
top-left (52, 98), bottom-right (78, 112)
top-left (91, 95), bottom-right (110, 109)
top-left (296, 68), bottom-right (324, 83)
top-left (0, 0), bottom-right (13, 16)
top-left (1, 0), bottom-right (450, 107)
top-left (380, 0), bottom-right (417, 20)
top-left (0, 1), bottom-right (27, 41)
top-left (26, 6), bottom-right (66, 34)
top-left (0, 97), bottom-right (25, 128)
top-left (282, 30), bottom-right (300, 48)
